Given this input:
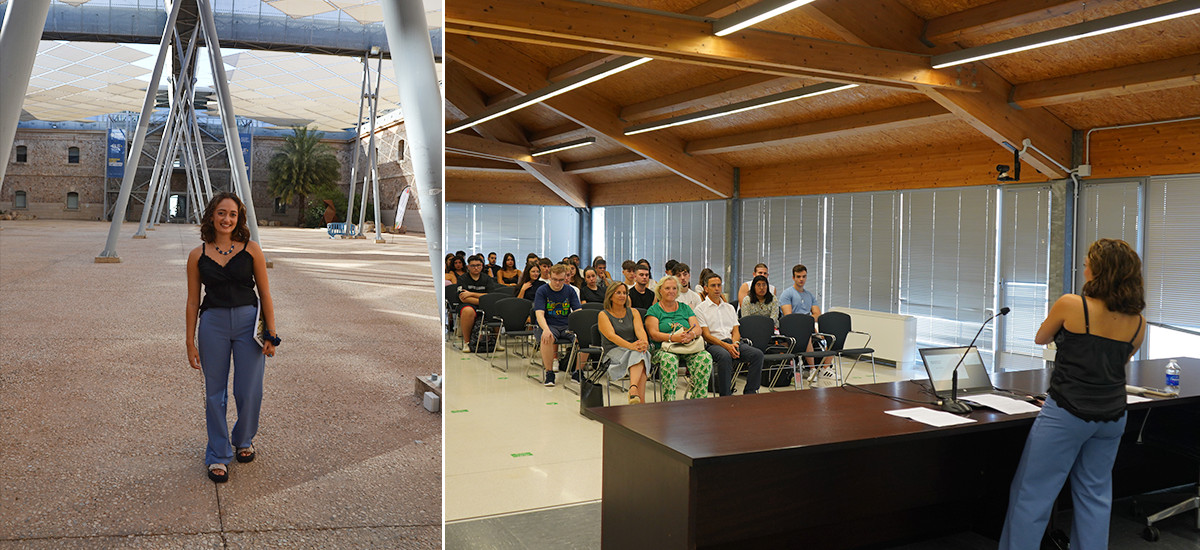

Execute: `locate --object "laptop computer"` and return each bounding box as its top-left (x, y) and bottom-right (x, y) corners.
top-left (918, 346), bottom-right (1009, 400)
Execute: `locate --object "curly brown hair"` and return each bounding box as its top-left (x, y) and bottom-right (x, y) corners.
top-left (199, 192), bottom-right (251, 243)
top-left (1081, 238), bottom-right (1144, 315)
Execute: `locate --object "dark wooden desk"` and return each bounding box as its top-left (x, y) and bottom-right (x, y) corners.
top-left (586, 357), bottom-right (1200, 549)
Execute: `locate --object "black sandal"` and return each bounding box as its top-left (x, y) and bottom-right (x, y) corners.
top-left (629, 384), bottom-right (641, 404)
top-left (236, 445), bottom-right (256, 463)
top-left (208, 463), bottom-right (229, 483)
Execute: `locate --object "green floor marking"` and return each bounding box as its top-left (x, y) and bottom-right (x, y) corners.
top-left (546, 402), bottom-right (558, 405)
top-left (498, 376), bottom-right (508, 379)
top-left (511, 452), bottom-right (533, 458)
top-left (450, 409), bottom-right (468, 413)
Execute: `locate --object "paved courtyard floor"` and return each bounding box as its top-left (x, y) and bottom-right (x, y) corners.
top-left (0, 220), bottom-right (441, 548)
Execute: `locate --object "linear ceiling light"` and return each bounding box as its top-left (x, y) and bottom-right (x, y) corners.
top-left (713, 0), bottom-right (819, 36)
top-left (447, 56), bottom-right (652, 134)
top-left (531, 137), bottom-right (596, 157)
top-left (624, 82), bottom-right (858, 135)
top-left (932, 0), bottom-right (1200, 69)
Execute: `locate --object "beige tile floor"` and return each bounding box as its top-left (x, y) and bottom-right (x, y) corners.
top-left (444, 337), bottom-right (909, 522)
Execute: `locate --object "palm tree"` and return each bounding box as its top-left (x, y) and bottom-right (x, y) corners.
top-left (267, 126), bottom-right (340, 226)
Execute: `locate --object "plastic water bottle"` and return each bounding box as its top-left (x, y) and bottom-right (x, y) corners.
top-left (1165, 359), bottom-right (1180, 395)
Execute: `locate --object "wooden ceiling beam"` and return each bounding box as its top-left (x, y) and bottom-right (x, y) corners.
top-left (449, 34), bottom-right (735, 199)
top-left (1012, 53), bottom-right (1200, 108)
top-left (811, 1), bottom-right (1073, 178)
top-left (528, 123), bottom-right (589, 146)
top-left (445, 133), bottom-right (543, 164)
top-left (563, 152), bottom-right (649, 174)
top-left (447, 177), bottom-right (570, 206)
top-left (924, 0), bottom-right (1127, 46)
top-left (548, 52), bottom-right (623, 81)
top-left (686, 101), bottom-right (956, 155)
top-left (621, 73), bottom-right (796, 122)
top-left (446, 157), bottom-right (525, 173)
top-left (445, 65), bottom-right (590, 207)
top-left (446, 0), bottom-right (974, 92)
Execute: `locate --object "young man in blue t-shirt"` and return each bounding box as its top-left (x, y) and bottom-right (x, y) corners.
top-left (779, 264), bottom-right (821, 318)
top-left (533, 264), bottom-right (580, 386)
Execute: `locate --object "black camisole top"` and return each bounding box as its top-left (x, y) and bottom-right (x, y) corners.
top-left (198, 242), bottom-right (258, 312)
top-left (1048, 294), bottom-right (1141, 422)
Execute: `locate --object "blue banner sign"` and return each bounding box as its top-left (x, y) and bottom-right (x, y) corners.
top-left (106, 129), bottom-right (126, 178)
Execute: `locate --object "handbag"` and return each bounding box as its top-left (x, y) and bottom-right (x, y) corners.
top-left (580, 360), bottom-right (608, 412)
top-left (663, 326), bottom-right (704, 355)
top-left (254, 299), bottom-right (269, 347)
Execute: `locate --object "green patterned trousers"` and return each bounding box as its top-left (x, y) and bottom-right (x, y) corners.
top-left (653, 348), bottom-right (714, 401)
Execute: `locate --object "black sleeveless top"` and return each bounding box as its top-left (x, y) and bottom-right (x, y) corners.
top-left (1049, 294), bottom-right (1141, 422)
top-left (198, 243), bottom-right (258, 312)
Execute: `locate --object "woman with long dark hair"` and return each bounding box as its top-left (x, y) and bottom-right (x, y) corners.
top-left (517, 263), bottom-right (545, 301)
top-left (496, 253), bottom-right (521, 287)
top-left (739, 274), bottom-right (779, 326)
top-left (444, 255), bottom-right (467, 285)
top-left (999, 239), bottom-right (1146, 549)
top-left (186, 192), bottom-right (279, 483)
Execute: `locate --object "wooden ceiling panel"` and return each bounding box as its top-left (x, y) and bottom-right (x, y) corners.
top-left (584, 61), bottom-right (748, 108)
top-left (663, 85), bottom-right (924, 142)
top-left (713, 118), bottom-right (984, 167)
top-left (897, 0), bottom-right (992, 20)
top-left (983, 18), bottom-right (1200, 84)
top-left (582, 162), bottom-right (676, 184)
top-left (1046, 87), bottom-right (1200, 130)
top-left (948, 0), bottom-right (1170, 46)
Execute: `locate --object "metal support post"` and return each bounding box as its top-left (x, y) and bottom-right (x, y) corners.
top-left (345, 54), bottom-right (369, 232)
top-left (381, 0), bottom-right (445, 303)
top-left (97, 0), bottom-right (183, 261)
top-left (196, 0), bottom-right (260, 243)
top-left (0, 0), bottom-right (52, 191)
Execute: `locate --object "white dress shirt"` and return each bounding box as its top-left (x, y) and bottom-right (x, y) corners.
top-left (694, 296), bottom-right (739, 341)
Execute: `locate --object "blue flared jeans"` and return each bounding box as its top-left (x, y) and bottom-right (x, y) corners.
top-left (197, 305), bottom-right (265, 465)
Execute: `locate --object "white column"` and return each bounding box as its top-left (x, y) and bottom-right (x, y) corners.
top-left (380, 0), bottom-right (444, 306)
top-left (97, 0), bottom-right (183, 261)
top-left (0, 0), bottom-right (52, 190)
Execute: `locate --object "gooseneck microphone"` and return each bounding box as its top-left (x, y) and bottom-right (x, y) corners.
top-left (942, 307), bottom-right (1011, 414)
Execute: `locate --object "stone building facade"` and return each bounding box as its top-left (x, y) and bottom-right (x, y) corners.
top-left (3, 120), bottom-right (421, 233)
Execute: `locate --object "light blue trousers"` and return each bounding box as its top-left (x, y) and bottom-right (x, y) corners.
top-left (197, 305), bottom-right (265, 465)
top-left (999, 396), bottom-right (1126, 550)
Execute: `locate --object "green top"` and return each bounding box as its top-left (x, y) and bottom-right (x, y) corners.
top-left (646, 301), bottom-right (697, 348)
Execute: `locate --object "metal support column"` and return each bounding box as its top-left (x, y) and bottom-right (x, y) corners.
top-left (380, 0), bottom-right (445, 309)
top-left (577, 207), bottom-right (592, 264)
top-left (727, 168), bottom-right (742, 298)
top-left (97, 0), bottom-right (183, 261)
top-left (344, 53), bottom-right (370, 232)
top-left (0, 0), bottom-right (52, 191)
top-left (196, 0), bottom-right (260, 243)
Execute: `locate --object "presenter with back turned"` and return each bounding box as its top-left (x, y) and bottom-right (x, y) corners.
top-left (999, 239), bottom-right (1145, 549)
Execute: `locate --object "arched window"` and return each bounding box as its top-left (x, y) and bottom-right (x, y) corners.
top-left (67, 192), bottom-right (79, 210)
top-left (397, 139), bottom-right (405, 160)
top-left (14, 191), bottom-right (27, 209)
top-left (15, 145), bottom-right (27, 163)
top-left (68, 147), bottom-right (80, 164)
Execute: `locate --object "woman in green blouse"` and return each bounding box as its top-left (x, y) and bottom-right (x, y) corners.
top-left (644, 276), bottom-right (713, 401)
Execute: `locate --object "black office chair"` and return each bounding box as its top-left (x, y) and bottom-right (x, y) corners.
top-left (472, 292), bottom-right (509, 354)
top-left (445, 283), bottom-right (462, 347)
top-left (740, 315), bottom-right (797, 390)
top-left (563, 309), bottom-right (602, 393)
top-left (818, 311), bottom-right (876, 384)
top-left (490, 297), bottom-right (535, 372)
top-left (778, 313), bottom-right (838, 389)
top-left (1132, 406), bottom-right (1200, 541)
top-left (580, 302), bottom-right (605, 310)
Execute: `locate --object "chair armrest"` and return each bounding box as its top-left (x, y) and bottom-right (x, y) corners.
top-left (848, 329), bottom-right (872, 348)
top-left (766, 335), bottom-right (796, 354)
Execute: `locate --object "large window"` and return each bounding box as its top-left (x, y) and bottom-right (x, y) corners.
top-left (446, 202), bottom-right (580, 260)
top-left (66, 192), bottom-right (80, 210)
top-left (68, 146), bottom-right (80, 164)
top-left (599, 201), bottom-right (726, 276)
top-left (1144, 175), bottom-right (1200, 331)
top-left (15, 145), bottom-right (27, 163)
top-left (739, 196), bottom-right (821, 290)
top-left (14, 191), bottom-right (27, 209)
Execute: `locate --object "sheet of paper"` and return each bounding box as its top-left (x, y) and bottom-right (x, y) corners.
top-left (963, 394), bottom-right (1042, 415)
top-left (885, 407), bottom-right (977, 427)
top-left (1127, 394), bottom-right (1152, 404)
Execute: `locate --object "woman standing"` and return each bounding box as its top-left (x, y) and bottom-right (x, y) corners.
top-left (598, 283), bottom-right (652, 404)
top-left (186, 192), bottom-right (279, 483)
top-left (740, 275), bottom-right (780, 326)
top-left (496, 253), bottom-right (522, 287)
top-left (999, 239), bottom-right (1145, 549)
top-left (645, 276), bottom-right (713, 401)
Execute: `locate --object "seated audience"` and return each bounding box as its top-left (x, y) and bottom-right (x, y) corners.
top-left (779, 264), bottom-right (821, 318)
top-left (597, 282), bottom-right (652, 404)
top-left (592, 256), bottom-right (613, 285)
top-left (486, 252), bottom-right (501, 279)
top-left (621, 260), bottom-right (638, 286)
top-left (495, 253), bottom-right (521, 287)
top-left (534, 264), bottom-right (581, 386)
top-left (740, 274), bottom-right (780, 326)
top-left (445, 255), bottom-right (467, 285)
top-left (672, 263), bottom-right (701, 309)
top-left (628, 264), bottom-right (657, 310)
top-left (517, 263), bottom-right (545, 301)
top-left (637, 259), bottom-right (657, 292)
top-left (695, 267), bottom-right (715, 295)
top-left (644, 276), bottom-right (712, 401)
top-left (695, 273), bottom-right (764, 396)
top-left (579, 267), bottom-right (606, 303)
top-left (456, 255), bottom-right (506, 349)
top-left (737, 263), bottom-right (776, 305)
